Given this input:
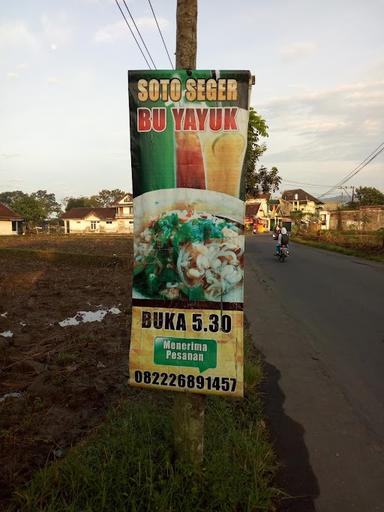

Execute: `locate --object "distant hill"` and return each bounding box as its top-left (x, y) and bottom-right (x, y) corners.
top-left (322, 194), bottom-right (349, 203)
top-left (322, 194), bottom-right (350, 210)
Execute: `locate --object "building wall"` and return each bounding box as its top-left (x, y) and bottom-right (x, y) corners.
top-left (66, 216), bottom-right (134, 234)
top-left (291, 200), bottom-right (319, 215)
top-left (0, 220), bottom-right (17, 235)
top-left (329, 208), bottom-right (384, 231)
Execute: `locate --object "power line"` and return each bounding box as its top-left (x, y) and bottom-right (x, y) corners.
top-left (282, 179), bottom-right (335, 188)
top-left (121, 0), bottom-right (157, 69)
top-left (114, 0), bottom-right (152, 69)
top-left (319, 141), bottom-right (384, 198)
top-left (334, 142), bottom-right (384, 186)
top-left (147, 0), bottom-right (174, 69)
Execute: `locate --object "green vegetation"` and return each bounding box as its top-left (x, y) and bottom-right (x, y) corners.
top-left (9, 335), bottom-right (279, 512)
top-left (343, 186), bottom-right (384, 209)
top-left (0, 188), bottom-right (130, 224)
top-left (64, 189), bottom-right (128, 211)
top-left (293, 234), bottom-right (384, 263)
top-left (0, 190), bottom-right (61, 224)
top-left (245, 108), bottom-right (281, 198)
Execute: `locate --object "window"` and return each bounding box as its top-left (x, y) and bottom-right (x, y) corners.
top-left (11, 221), bottom-right (17, 232)
top-left (90, 221), bottom-right (97, 230)
top-left (106, 220), bottom-right (112, 224)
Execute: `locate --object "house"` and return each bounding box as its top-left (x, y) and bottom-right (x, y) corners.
top-left (281, 188), bottom-right (330, 230)
top-left (245, 194), bottom-right (270, 232)
top-left (245, 194), bottom-right (292, 232)
top-left (62, 194), bottom-right (134, 234)
top-left (0, 202), bottom-right (24, 235)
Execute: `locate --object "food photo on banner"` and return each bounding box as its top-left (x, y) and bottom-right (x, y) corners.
top-left (128, 70), bottom-right (251, 397)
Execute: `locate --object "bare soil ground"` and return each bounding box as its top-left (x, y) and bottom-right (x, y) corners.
top-left (0, 235), bottom-right (133, 507)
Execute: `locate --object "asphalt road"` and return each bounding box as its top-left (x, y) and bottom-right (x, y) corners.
top-left (244, 234), bottom-right (384, 512)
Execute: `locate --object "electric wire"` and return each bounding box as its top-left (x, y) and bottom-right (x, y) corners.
top-left (114, 0), bottom-right (152, 69)
top-left (121, 0), bottom-right (157, 69)
top-left (319, 141), bottom-right (384, 198)
top-left (147, 0), bottom-right (174, 69)
top-left (282, 179), bottom-right (335, 188)
top-left (332, 142), bottom-right (384, 186)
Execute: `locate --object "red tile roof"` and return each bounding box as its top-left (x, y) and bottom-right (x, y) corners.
top-left (61, 207), bottom-right (116, 220)
top-left (245, 203), bottom-right (261, 217)
top-left (0, 202), bottom-right (23, 220)
top-left (282, 189), bottom-right (323, 205)
top-left (111, 193), bottom-right (133, 206)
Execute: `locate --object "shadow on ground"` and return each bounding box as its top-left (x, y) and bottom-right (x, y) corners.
top-left (261, 357), bottom-right (320, 512)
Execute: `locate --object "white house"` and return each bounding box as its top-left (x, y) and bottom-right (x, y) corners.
top-left (62, 194), bottom-right (134, 234)
top-left (281, 188), bottom-right (330, 230)
top-left (0, 203), bottom-right (23, 235)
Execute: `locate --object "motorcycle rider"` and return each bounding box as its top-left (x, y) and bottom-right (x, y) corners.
top-left (273, 225), bottom-right (281, 240)
top-left (275, 227), bottom-right (289, 255)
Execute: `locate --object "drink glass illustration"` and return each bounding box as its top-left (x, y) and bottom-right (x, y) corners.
top-left (202, 132), bottom-right (246, 198)
top-left (176, 132), bottom-right (206, 189)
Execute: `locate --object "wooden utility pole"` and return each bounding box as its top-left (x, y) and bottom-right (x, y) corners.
top-left (176, 0), bottom-right (197, 69)
top-left (173, 0), bottom-right (205, 468)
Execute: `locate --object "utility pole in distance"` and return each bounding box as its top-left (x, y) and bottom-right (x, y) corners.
top-left (173, 0), bottom-right (205, 468)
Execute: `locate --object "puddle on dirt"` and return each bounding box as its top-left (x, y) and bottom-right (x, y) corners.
top-left (0, 392), bottom-right (22, 402)
top-left (59, 307), bottom-right (122, 327)
top-left (0, 330), bottom-right (13, 338)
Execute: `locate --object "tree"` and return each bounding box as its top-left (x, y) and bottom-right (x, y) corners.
top-left (0, 189), bottom-right (61, 224)
top-left (354, 186), bottom-right (384, 206)
top-left (64, 196), bottom-right (100, 211)
top-left (30, 190), bottom-right (62, 218)
top-left (12, 195), bottom-right (46, 225)
top-left (254, 166), bottom-right (282, 194)
top-left (245, 108), bottom-right (281, 197)
top-left (290, 210), bottom-right (305, 234)
top-left (0, 190), bottom-right (27, 206)
top-left (94, 189), bottom-right (127, 207)
top-left (64, 189), bottom-right (128, 211)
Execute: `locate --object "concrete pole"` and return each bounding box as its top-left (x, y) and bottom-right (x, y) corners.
top-left (173, 0), bottom-right (205, 467)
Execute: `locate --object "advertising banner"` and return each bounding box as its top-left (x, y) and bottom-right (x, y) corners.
top-left (128, 70), bottom-right (251, 397)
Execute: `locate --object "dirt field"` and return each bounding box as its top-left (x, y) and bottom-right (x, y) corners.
top-left (0, 235), bottom-right (133, 507)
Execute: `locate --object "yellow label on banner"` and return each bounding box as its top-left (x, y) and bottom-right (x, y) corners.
top-left (129, 306), bottom-right (244, 397)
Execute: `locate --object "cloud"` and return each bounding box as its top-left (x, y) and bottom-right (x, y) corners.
top-left (1, 153), bottom-right (21, 159)
top-left (94, 20), bottom-right (126, 43)
top-left (6, 71), bottom-right (19, 79)
top-left (47, 76), bottom-right (61, 85)
top-left (41, 13), bottom-right (73, 49)
top-left (280, 41), bottom-right (317, 61)
top-left (135, 16), bottom-right (168, 31)
top-left (0, 14), bottom-right (72, 54)
top-left (0, 22), bottom-right (38, 51)
top-left (260, 80), bottom-right (384, 163)
top-left (94, 16), bottom-right (168, 43)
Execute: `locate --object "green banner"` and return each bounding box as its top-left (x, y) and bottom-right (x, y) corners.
top-left (154, 336), bottom-right (217, 373)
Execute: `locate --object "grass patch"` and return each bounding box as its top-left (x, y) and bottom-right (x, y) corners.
top-left (293, 236), bottom-right (384, 263)
top-left (9, 333), bottom-right (279, 512)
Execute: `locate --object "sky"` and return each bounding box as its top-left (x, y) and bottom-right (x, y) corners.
top-left (1, 0), bottom-right (383, 203)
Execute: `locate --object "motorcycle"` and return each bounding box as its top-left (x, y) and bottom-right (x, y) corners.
top-left (276, 244), bottom-right (289, 262)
